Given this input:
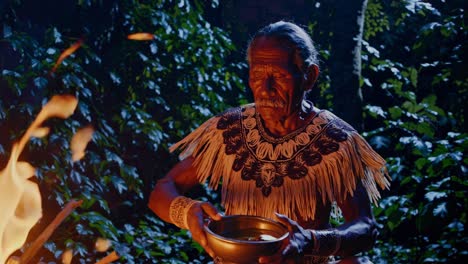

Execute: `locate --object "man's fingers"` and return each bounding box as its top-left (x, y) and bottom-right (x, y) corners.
top-left (200, 202), bottom-right (222, 220)
top-left (196, 231), bottom-right (215, 258)
top-left (205, 246), bottom-right (215, 258)
top-left (188, 210), bottom-right (216, 258)
top-left (195, 215), bottom-right (207, 244)
top-left (197, 232), bottom-right (216, 258)
top-left (275, 212), bottom-right (297, 226)
top-left (274, 212), bottom-right (288, 221)
top-left (275, 212), bottom-right (299, 234)
top-left (274, 213), bottom-right (291, 228)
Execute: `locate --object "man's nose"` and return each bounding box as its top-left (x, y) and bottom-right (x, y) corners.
top-left (261, 76), bottom-right (276, 96)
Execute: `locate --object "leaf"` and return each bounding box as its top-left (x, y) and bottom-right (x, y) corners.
top-left (416, 122), bottom-right (434, 137)
top-left (415, 158), bottom-right (428, 170)
top-left (425, 191), bottom-right (446, 201)
top-left (53, 27), bottom-right (62, 43)
top-left (388, 107), bottom-right (402, 119)
top-left (110, 72), bottom-right (121, 84)
top-left (76, 224), bottom-right (93, 235)
top-left (409, 67), bottom-right (418, 87)
top-left (400, 176), bottom-right (412, 186)
top-left (46, 48), bottom-right (57, 55)
top-left (366, 105), bottom-right (387, 118)
top-left (2, 69), bottom-right (21, 77)
top-left (369, 136), bottom-right (390, 149)
top-left (150, 43), bottom-right (158, 54)
top-left (105, 150), bottom-right (123, 165)
top-left (420, 22), bottom-right (441, 33)
top-left (111, 176), bottom-right (127, 194)
top-left (433, 202), bottom-right (447, 217)
top-left (34, 77), bottom-right (48, 89)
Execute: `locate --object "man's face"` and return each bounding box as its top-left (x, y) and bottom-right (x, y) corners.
top-left (249, 37), bottom-right (303, 122)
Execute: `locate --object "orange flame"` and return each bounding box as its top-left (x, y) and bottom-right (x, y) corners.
top-left (61, 249), bottom-right (73, 264)
top-left (95, 251), bottom-right (119, 264)
top-left (127, 33), bottom-right (155, 41)
top-left (95, 237), bottom-right (111, 252)
top-left (70, 125), bottom-right (94, 162)
top-left (51, 39), bottom-right (84, 73)
top-left (0, 95), bottom-right (78, 263)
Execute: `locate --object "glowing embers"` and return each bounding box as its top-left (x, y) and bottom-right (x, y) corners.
top-left (71, 125), bottom-right (95, 162)
top-left (51, 39), bottom-right (84, 73)
top-left (127, 33), bottom-right (155, 41)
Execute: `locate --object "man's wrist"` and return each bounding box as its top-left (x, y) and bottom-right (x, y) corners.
top-left (310, 229), bottom-right (342, 256)
top-left (169, 196), bottom-right (199, 229)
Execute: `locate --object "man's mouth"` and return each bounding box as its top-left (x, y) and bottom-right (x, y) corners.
top-left (256, 99), bottom-right (285, 108)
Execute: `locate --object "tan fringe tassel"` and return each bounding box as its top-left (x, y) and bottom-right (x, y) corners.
top-left (170, 107), bottom-right (391, 222)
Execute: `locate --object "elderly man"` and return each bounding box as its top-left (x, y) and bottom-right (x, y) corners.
top-left (149, 21), bottom-right (390, 263)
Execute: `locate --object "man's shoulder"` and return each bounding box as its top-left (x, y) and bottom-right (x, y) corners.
top-left (313, 108), bottom-right (356, 132)
top-left (216, 103), bottom-right (254, 117)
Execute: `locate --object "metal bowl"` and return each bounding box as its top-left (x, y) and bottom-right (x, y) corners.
top-left (204, 215), bottom-right (288, 264)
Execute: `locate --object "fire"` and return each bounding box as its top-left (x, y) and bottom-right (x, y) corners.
top-left (127, 33), bottom-right (155, 41)
top-left (61, 249), bottom-right (73, 264)
top-left (71, 125), bottom-right (95, 162)
top-left (95, 238), bottom-right (111, 252)
top-left (51, 39), bottom-right (84, 73)
top-left (0, 145), bottom-right (41, 264)
top-left (0, 95), bottom-right (78, 264)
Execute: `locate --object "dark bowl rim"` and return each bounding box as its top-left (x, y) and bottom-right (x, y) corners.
top-left (204, 214), bottom-right (289, 245)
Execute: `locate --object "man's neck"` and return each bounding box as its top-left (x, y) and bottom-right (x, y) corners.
top-left (260, 110), bottom-right (310, 137)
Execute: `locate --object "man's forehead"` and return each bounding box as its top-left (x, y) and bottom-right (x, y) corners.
top-left (250, 37), bottom-right (293, 64)
top-left (250, 49), bottom-right (291, 64)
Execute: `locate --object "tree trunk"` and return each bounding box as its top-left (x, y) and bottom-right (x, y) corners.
top-left (329, 0), bottom-right (368, 131)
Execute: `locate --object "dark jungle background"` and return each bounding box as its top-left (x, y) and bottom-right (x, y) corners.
top-left (0, 0), bottom-right (466, 263)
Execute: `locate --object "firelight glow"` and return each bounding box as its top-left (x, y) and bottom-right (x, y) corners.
top-left (0, 95), bottom-right (78, 264)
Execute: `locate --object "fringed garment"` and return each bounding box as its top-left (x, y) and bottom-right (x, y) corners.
top-left (170, 104), bottom-right (390, 222)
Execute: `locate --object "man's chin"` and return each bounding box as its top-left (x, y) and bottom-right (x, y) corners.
top-left (258, 109), bottom-right (285, 120)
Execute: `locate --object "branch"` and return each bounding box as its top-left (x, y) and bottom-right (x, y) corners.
top-left (19, 200), bottom-right (83, 264)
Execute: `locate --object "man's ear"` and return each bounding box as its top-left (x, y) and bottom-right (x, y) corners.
top-left (304, 64), bottom-right (319, 91)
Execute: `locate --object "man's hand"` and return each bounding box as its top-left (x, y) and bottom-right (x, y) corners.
top-left (186, 202), bottom-right (222, 258)
top-left (338, 216), bottom-right (379, 255)
top-left (258, 213), bottom-right (314, 264)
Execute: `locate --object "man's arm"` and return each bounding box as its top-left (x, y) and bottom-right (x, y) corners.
top-left (323, 181), bottom-right (378, 256)
top-left (259, 181), bottom-right (378, 263)
top-left (148, 157), bottom-right (200, 222)
top-left (148, 157), bottom-right (222, 258)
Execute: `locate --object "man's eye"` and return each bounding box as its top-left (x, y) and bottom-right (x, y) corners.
top-left (250, 74), bottom-right (265, 81)
top-left (250, 74), bottom-right (260, 79)
top-left (253, 72), bottom-right (265, 78)
top-left (276, 73), bottom-right (292, 79)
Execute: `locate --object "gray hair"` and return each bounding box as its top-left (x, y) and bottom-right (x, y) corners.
top-left (247, 21), bottom-right (319, 74)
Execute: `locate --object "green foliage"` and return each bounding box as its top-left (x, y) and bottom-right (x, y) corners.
top-left (0, 0), bottom-right (243, 262)
top-left (1, 0), bottom-right (466, 263)
top-left (362, 0), bottom-right (467, 262)
top-left (364, 1), bottom-right (390, 40)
